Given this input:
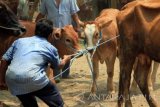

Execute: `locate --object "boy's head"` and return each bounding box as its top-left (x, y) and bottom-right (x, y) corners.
top-left (35, 19), bottom-right (53, 38)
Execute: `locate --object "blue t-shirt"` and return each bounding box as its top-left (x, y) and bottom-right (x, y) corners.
top-left (40, 0), bottom-right (80, 28)
top-left (2, 36), bottom-right (60, 95)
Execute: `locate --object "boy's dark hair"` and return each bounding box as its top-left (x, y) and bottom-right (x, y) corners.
top-left (35, 19), bottom-right (53, 38)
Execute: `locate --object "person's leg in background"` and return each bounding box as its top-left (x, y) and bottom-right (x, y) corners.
top-left (53, 68), bottom-right (61, 83)
top-left (62, 61), bottom-right (70, 78)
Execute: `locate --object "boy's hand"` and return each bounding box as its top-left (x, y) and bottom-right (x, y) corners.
top-left (63, 55), bottom-right (72, 62)
top-left (58, 55), bottom-right (72, 69)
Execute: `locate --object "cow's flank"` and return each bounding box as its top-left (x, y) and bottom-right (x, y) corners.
top-left (117, 0), bottom-right (160, 107)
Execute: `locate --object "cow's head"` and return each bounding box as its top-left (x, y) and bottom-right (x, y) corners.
top-left (0, 1), bottom-right (25, 36)
top-left (49, 25), bottom-right (80, 58)
top-left (80, 20), bottom-right (112, 49)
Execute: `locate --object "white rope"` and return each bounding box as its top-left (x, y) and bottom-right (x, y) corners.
top-left (84, 39), bottom-right (101, 91)
top-left (49, 35), bottom-right (120, 80)
top-left (0, 25), bottom-right (20, 31)
top-left (87, 35), bottom-right (120, 51)
top-left (49, 48), bottom-right (89, 80)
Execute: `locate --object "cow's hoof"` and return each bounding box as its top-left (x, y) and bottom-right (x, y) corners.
top-left (117, 103), bottom-right (123, 107)
top-left (125, 100), bottom-right (133, 107)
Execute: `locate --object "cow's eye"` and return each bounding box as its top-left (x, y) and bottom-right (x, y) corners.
top-left (66, 38), bottom-right (71, 43)
top-left (95, 33), bottom-right (99, 38)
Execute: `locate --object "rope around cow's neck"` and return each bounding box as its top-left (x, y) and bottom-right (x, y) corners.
top-left (49, 34), bottom-right (120, 80)
top-left (0, 25), bottom-right (20, 31)
top-left (83, 33), bottom-right (120, 93)
top-left (83, 34), bottom-right (102, 92)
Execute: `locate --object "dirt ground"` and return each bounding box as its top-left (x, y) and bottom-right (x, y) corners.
top-left (0, 56), bottom-right (160, 107)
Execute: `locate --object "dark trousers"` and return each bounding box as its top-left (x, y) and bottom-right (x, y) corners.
top-left (17, 81), bottom-right (64, 107)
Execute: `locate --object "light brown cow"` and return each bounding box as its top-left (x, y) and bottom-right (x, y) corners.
top-left (81, 9), bottom-right (119, 94)
top-left (117, 0), bottom-right (160, 106)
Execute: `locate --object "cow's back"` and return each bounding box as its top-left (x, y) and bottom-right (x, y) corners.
top-left (117, 0), bottom-right (160, 61)
top-left (98, 9), bottom-right (120, 20)
top-left (96, 9), bottom-right (119, 41)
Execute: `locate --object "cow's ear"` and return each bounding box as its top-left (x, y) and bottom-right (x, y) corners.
top-left (68, 25), bottom-right (73, 28)
top-left (79, 21), bottom-right (85, 28)
top-left (99, 19), bottom-right (112, 29)
top-left (53, 28), bottom-right (61, 40)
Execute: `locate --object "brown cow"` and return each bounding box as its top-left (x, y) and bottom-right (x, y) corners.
top-left (118, 0), bottom-right (160, 92)
top-left (0, 1), bottom-right (80, 88)
top-left (0, 21), bottom-right (80, 85)
top-left (117, 0), bottom-right (160, 106)
top-left (80, 9), bottom-right (119, 94)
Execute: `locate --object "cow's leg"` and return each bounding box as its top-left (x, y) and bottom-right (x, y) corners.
top-left (131, 60), bottom-right (154, 92)
top-left (118, 55), bottom-right (135, 107)
top-left (105, 54), bottom-right (116, 95)
top-left (134, 55), bottom-right (158, 107)
top-left (91, 58), bottom-right (99, 94)
top-left (148, 61), bottom-right (153, 91)
top-left (130, 78), bottom-right (138, 92)
top-left (130, 58), bottom-right (138, 92)
top-left (150, 61), bottom-right (159, 89)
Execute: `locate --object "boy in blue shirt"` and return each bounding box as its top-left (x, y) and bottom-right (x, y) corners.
top-left (0, 19), bottom-right (70, 107)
